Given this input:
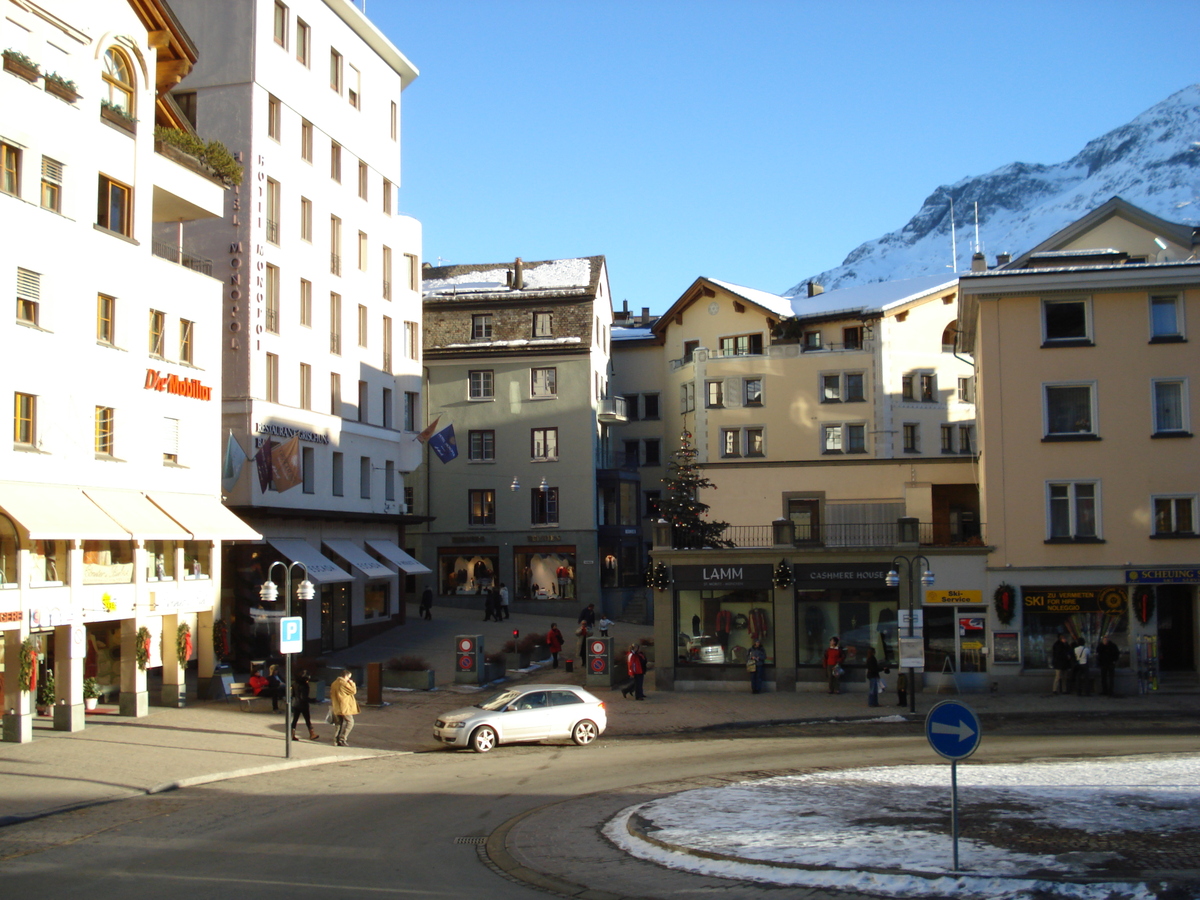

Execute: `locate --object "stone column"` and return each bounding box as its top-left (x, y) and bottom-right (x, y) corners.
top-left (161, 613), bottom-right (185, 707)
top-left (53, 623), bottom-right (85, 731)
top-left (197, 608), bottom-right (215, 697)
top-left (3, 627), bottom-right (33, 742)
top-left (119, 617), bottom-right (148, 717)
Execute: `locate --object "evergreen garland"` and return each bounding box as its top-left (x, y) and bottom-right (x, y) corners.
top-left (135, 626), bottom-right (152, 670)
top-left (19, 636), bottom-right (37, 693)
top-left (213, 618), bottom-right (230, 661)
top-left (176, 622), bottom-right (192, 665)
top-left (773, 559), bottom-right (794, 589)
top-left (993, 582), bottom-right (1017, 624)
top-left (652, 561), bottom-right (672, 592)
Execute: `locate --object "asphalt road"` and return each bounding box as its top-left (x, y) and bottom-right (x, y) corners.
top-left (2, 728), bottom-right (1198, 900)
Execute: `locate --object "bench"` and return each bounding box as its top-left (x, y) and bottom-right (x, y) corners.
top-left (230, 682), bottom-right (276, 712)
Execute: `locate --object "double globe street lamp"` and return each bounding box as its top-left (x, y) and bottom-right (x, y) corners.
top-left (259, 561), bottom-right (315, 758)
top-left (885, 555), bottom-right (934, 714)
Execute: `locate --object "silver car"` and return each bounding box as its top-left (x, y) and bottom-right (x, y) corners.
top-left (433, 684), bottom-right (607, 753)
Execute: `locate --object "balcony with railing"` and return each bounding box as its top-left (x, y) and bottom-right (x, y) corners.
top-left (691, 520), bottom-right (986, 550)
top-left (598, 395), bottom-right (627, 424)
top-left (151, 238), bottom-right (214, 275)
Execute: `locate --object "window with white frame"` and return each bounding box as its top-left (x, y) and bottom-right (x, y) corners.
top-left (1153, 495), bottom-right (1195, 536)
top-left (469, 430), bottom-right (495, 462)
top-left (706, 380), bottom-right (723, 408)
top-left (531, 367), bottom-right (557, 398)
top-left (296, 19), bottom-right (309, 65)
top-left (533, 312), bottom-right (553, 337)
top-left (958, 376), bottom-right (973, 403)
top-left (940, 424), bottom-right (954, 453)
top-left (823, 423), bottom-right (865, 454)
top-left (720, 333), bottom-right (763, 356)
top-left (1152, 379), bottom-right (1189, 435)
top-left (16, 268), bottom-right (40, 325)
top-left (1149, 294), bottom-right (1183, 342)
top-left (532, 427), bottom-right (558, 461)
top-left (403, 391), bottom-right (417, 431)
top-left (468, 370), bottom-right (493, 400)
top-left (471, 314), bottom-right (492, 339)
top-left (1042, 297), bottom-right (1091, 345)
top-left (531, 486), bottom-right (558, 525)
top-left (1047, 481), bottom-right (1098, 540)
top-left (1044, 383), bottom-right (1095, 437)
top-left (958, 424), bottom-right (973, 454)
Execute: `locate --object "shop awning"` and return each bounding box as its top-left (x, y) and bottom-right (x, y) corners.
top-left (0, 482), bottom-right (127, 540)
top-left (147, 492), bottom-right (262, 541)
top-left (365, 539), bottom-right (433, 575)
top-left (83, 488), bottom-right (191, 540)
top-left (267, 539), bottom-right (353, 584)
top-left (323, 539), bottom-right (395, 579)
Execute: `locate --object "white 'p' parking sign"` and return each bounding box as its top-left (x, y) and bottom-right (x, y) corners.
top-left (280, 616), bottom-right (303, 654)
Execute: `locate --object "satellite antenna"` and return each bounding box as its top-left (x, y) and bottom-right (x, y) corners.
top-left (948, 197), bottom-right (957, 271)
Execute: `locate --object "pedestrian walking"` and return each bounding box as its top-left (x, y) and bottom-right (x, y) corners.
top-left (621, 643), bottom-right (647, 700)
top-left (578, 603), bottom-right (596, 628)
top-left (1074, 638), bottom-right (1091, 696)
top-left (746, 639), bottom-right (766, 694)
top-left (1096, 635), bottom-right (1120, 696)
top-left (865, 647), bottom-right (886, 707)
top-left (330, 669), bottom-right (359, 747)
top-left (546, 623), bottom-right (565, 668)
top-left (598, 615), bottom-right (613, 637)
top-left (1051, 633), bottom-right (1073, 694)
top-left (419, 586), bottom-right (433, 620)
top-left (290, 669), bottom-right (319, 741)
top-left (483, 585), bottom-right (499, 622)
top-left (498, 583), bottom-right (510, 620)
top-left (575, 620), bottom-right (590, 667)
top-left (824, 637), bottom-right (845, 694)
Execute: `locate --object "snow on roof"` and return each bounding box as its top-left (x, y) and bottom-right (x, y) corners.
top-left (438, 337), bottom-right (583, 350)
top-left (424, 258), bottom-right (596, 295)
top-left (707, 279), bottom-right (796, 318)
top-left (612, 325), bottom-right (656, 341)
top-left (787, 274), bottom-right (958, 319)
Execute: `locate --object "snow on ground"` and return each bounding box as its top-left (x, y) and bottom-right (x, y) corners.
top-left (603, 755), bottom-right (1200, 900)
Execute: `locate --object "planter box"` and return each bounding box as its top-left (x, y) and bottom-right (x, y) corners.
top-left (100, 104), bottom-right (136, 134)
top-left (382, 669), bottom-right (434, 691)
top-left (45, 79), bottom-right (78, 103)
top-left (506, 652), bottom-right (532, 670)
top-left (484, 662), bottom-right (505, 682)
top-left (3, 55), bottom-right (39, 82)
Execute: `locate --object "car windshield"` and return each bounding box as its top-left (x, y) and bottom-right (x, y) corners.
top-left (476, 690), bottom-right (522, 711)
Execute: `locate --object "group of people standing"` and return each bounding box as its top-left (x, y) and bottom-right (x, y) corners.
top-left (482, 583), bottom-right (510, 622)
top-left (1052, 633), bottom-right (1120, 697)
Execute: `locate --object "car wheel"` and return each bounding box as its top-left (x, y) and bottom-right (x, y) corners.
top-left (571, 719), bottom-right (598, 746)
top-left (471, 725), bottom-right (497, 753)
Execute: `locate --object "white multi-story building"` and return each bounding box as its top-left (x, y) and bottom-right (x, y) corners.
top-left (1, 0), bottom-right (260, 742)
top-left (168, 0), bottom-right (427, 658)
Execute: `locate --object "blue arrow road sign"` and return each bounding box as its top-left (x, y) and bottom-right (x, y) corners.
top-left (925, 700), bottom-right (982, 760)
top-left (280, 616), bottom-right (303, 654)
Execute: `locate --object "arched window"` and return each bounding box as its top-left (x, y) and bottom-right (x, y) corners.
top-left (941, 321), bottom-right (957, 353)
top-left (0, 514), bottom-right (18, 586)
top-left (103, 47), bottom-right (135, 114)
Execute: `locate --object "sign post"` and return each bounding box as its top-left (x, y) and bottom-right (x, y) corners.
top-left (925, 699), bottom-right (982, 871)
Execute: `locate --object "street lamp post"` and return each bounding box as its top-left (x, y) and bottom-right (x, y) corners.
top-left (259, 561), bottom-right (315, 758)
top-left (886, 555), bottom-right (934, 714)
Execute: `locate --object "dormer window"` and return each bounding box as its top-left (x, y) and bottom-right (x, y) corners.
top-left (103, 48), bottom-right (135, 115)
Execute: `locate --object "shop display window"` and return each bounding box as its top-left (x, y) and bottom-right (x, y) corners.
top-left (677, 589), bottom-right (773, 665)
top-left (797, 591), bottom-right (897, 667)
top-left (146, 540), bottom-right (176, 581)
top-left (1022, 610), bottom-right (1128, 670)
top-left (441, 553), bottom-right (498, 595)
top-left (364, 583), bottom-right (389, 619)
top-left (923, 606), bottom-right (988, 673)
top-left (30, 539), bottom-right (68, 584)
top-left (184, 542), bottom-right (211, 579)
top-left (515, 550), bottom-right (575, 599)
top-left (83, 540), bottom-right (134, 584)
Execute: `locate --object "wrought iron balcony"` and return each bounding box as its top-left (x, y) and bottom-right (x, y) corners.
top-left (714, 521), bottom-right (986, 550)
top-left (151, 239), bottom-right (213, 276)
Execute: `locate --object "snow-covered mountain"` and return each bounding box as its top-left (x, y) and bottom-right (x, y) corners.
top-left (786, 84), bottom-right (1200, 295)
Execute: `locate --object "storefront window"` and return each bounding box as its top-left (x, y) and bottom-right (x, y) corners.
top-left (83, 540), bottom-right (134, 584)
top-left (797, 591), bottom-right (898, 667)
top-left (1021, 585), bottom-right (1128, 669)
top-left (146, 540), bottom-right (177, 580)
top-left (184, 542), bottom-right (211, 579)
top-left (924, 606), bottom-right (987, 673)
top-left (677, 588), bottom-right (774, 665)
top-left (0, 515), bottom-right (16, 586)
top-left (30, 539), bottom-right (68, 584)
top-left (364, 582), bottom-right (389, 619)
top-left (441, 550), bottom-right (499, 595)
top-left (513, 548), bottom-right (575, 599)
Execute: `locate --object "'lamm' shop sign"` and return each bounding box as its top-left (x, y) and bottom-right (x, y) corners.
top-left (673, 565), bottom-right (773, 590)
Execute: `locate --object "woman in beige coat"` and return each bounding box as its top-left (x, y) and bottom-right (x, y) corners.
top-left (330, 669), bottom-right (360, 747)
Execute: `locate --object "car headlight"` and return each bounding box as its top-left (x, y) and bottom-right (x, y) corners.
top-left (449, 721), bottom-right (466, 729)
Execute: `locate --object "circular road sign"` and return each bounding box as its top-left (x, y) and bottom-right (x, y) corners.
top-left (925, 699), bottom-right (982, 760)
top-left (590, 640), bottom-right (606, 655)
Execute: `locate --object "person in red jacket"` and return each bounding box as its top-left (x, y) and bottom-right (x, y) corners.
top-left (546, 623), bottom-right (565, 668)
top-left (823, 637), bottom-right (845, 694)
top-left (621, 643), bottom-right (647, 700)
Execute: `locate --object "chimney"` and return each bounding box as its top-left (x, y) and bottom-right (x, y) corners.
top-left (996, 252), bottom-right (1011, 267)
top-left (971, 252), bottom-right (986, 273)
top-left (807, 282), bottom-right (824, 297)
top-left (513, 257), bottom-right (524, 290)
top-left (641, 307), bottom-right (650, 325)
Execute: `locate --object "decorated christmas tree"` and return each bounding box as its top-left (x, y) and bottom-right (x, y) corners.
top-left (658, 430), bottom-right (734, 549)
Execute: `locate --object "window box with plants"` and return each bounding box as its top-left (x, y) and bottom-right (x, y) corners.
top-left (382, 656), bottom-right (434, 691)
top-left (504, 633), bottom-right (543, 670)
top-left (44, 71), bottom-right (78, 103)
top-left (100, 99), bottom-right (137, 133)
top-left (153, 126), bottom-right (243, 187)
top-left (484, 652), bottom-right (506, 682)
top-left (3, 49), bottom-right (40, 83)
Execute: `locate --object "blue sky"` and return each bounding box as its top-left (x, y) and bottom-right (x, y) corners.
top-left (372, 0), bottom-right (1198, 314)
